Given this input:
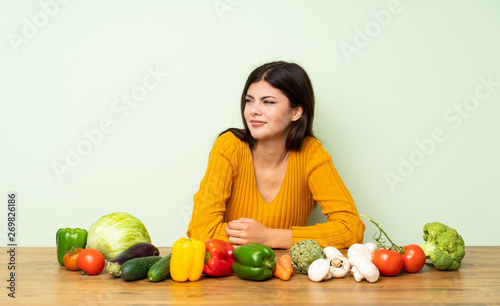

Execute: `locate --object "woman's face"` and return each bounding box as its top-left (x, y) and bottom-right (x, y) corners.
top-left (244, 80), bottom-right (302, 143)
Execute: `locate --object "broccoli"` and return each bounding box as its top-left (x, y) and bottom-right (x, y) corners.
top-left (420, 222), bottom-right (465, 271)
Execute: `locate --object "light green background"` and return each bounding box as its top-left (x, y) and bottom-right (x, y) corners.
top-left (1, 0), bottom-right (499, 247)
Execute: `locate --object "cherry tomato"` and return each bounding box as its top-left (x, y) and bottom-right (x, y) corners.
top-left (63, 247), bottom-right (84, 271)
top-left (402, 244), bottom-right (426, 273)
top-left (372, 249), bottom-right (403, 276)
top-left (77, 248), bottom-right (105, 275)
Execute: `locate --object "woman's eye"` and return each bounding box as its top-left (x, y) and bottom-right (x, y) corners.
top-left (245, 99), bottom-right (252, 103)
top-left (264, 100), bottom-right (276, 104)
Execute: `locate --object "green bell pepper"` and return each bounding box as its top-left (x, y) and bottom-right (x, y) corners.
top-left (232, 243), bottom-right (276, 281)
top-left (56, 228), bottom-right (88, 265)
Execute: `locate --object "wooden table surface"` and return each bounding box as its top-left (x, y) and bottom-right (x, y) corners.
top-left (1, 246), bottom-right (499, 304)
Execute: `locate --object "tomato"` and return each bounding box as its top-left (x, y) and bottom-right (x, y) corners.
top-left (402, 244), bottom-right (426, 273)
top-left (63, 247), bottom-right (84, 271)
top-left (76, 248), bottom-right (105, 275)
top-left (372, 249), bottom-right (403, 276)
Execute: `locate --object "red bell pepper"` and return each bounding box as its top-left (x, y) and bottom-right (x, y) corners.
top-left (204, 239), bottom-right (234, 277)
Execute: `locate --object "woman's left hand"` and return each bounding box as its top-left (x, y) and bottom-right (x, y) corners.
top-left (225, 218), bottom-right (270, 247)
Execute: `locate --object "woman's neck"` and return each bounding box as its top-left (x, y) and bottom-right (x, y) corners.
top-left (252, 139), bottom-right (289, 169)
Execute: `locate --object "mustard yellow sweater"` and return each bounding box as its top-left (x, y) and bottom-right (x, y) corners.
top-left (187, 132), bottom-right (365, 249)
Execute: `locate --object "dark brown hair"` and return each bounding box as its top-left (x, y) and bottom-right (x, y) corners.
top-left (222, 61), bottom-right (315, 151)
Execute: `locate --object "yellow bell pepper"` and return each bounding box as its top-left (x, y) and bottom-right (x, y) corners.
top-left (170, 237), bottom-right (206, 282)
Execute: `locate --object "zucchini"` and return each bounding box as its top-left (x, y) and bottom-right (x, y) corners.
top-left (148, 253), bottom-right (172, 282)
top-left (119, 256), bottom-right (162, 281)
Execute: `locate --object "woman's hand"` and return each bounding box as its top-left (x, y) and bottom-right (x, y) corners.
top-left (225, 218), bottom-right (268, 247)
top-left (225, 217), bottom-right (292, 249)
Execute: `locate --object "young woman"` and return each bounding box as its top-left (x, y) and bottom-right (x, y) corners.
top-left (187, 61), bottom-right (364, 249)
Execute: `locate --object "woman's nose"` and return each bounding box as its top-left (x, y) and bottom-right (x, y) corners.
top-left (251, 102), bottom-right (262, 115)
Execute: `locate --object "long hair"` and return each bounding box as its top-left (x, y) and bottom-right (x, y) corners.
top-left (222, 61), bottom-right (315, 151)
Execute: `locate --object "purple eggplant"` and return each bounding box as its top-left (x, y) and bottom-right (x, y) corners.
top-left (106, 242), bottom-right (160, 276)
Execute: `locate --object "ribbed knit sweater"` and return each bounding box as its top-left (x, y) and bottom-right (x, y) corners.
top-left (187, 132), bottom-right (365, 249)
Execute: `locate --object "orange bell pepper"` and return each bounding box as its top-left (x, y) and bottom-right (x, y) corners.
top-left (170, 237), bottom-right (206, 282)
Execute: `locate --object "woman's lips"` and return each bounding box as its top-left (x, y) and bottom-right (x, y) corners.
top-left (250, 120), bottom-right (266, 127)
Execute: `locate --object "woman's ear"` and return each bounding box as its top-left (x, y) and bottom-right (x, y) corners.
top-left (292, 106), bottom-right (303, 122)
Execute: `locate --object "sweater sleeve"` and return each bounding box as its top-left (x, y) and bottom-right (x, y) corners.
top-left (186, 133), bottom-right (237, 243)
top-left (291, 141), bottom-right (365, 249)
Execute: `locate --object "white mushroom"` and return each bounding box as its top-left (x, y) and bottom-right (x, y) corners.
top-left (364, 242), bottom-right (378, 257)
top-left (323, 246), bottom-right (343, 258)
top-left (329, 256), bottom-right (350, 278)
top-left (308, 246), bottom-right (353, 282)
top-left (324, 246), bottom-right (350, 278)
top-left (347, 243), bottom-right (380, 283)
top-left (349, 265), bottom-right (364, 282)
top-left (308, 258), bottom-right (332, 282)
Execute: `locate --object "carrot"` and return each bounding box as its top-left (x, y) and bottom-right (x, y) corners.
top-left (273, 255), bottom-right (294, 281)
top-left (273, 262), bottom-right (291, 281)
top-left (279, 254), bottom-right (294, 276)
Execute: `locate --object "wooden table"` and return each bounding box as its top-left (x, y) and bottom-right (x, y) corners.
top-left (1, 246), bottom-right (499, 304)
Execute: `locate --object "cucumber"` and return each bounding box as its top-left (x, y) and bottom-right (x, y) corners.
top-left (148, 253), bottom-right (172, 282)
top-left (107, 242), bottom-right (160, 277)
top-left (119, 256), bottom-right (162, 281)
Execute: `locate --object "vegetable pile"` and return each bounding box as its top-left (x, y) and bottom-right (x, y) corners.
top-left (56, 211), bottom-right (465, 285)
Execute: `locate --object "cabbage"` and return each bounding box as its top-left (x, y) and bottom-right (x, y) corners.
top-left (87, 212), bottom-right (151, 260)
